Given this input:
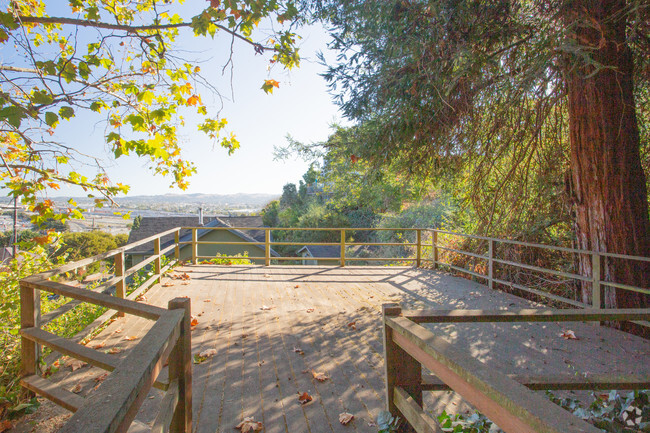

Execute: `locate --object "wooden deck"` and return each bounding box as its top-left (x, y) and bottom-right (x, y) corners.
top-left (14, 265), bottom-right (650, 433)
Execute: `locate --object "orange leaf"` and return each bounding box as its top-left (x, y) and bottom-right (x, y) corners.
top-left (124, 336), bottom-right (138, 341)
top-left (347, 321), bottom-right (357, 330)
top-left (70, 383), bottom-right (82, 394)
top-left (298, 392), bottom-right (313, 405)
top-left (91, 342), bottom-right (105, 349)
top-left (186, 94), bottom-right (200, 106)
top-left (306, 308), bottom-right (314, 313)
top-left (108, 347), bottom-right (122, 354)
top-left (191, 316), bottom-right (199, 327)
top-left (94, 373), bottom-right (108, 383)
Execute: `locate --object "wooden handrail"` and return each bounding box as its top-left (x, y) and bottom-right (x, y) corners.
top-left (381, 304), bottom-right (650, 433)
top-left (20, 222), bottom-right (193, 433)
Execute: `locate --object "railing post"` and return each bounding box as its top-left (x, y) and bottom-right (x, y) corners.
top-left (382, 304), bottom-right (421, 423)
top-left (416, 229), bottom-right (421, 267)
top-left (340, 229), bottom-right (346, 267)
top-left (432, 230), bottom-right (438, 269)
top-left (168, 297), bottom-right (192, 433)
top-left (488, 239), bottom-right (494, 290)
top-left (174, 229), bottom-right (180, 261)
top-left (154, 237), bottom-right (161, 278)
top-left (20, 282), bottom-right (40, 388)
top-left (592, 252), bottom-right (601, 309)
top-left (265, 229), bottom-right (270, 266)
top-left (115, 251), bottom-right (125, 318)
top-left (191, 228), bottom-right (197, 265)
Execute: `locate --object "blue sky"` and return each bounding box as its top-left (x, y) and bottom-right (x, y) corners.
top-left (33, 4), bottom-right (345, 197)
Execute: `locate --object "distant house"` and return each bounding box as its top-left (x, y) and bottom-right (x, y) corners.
top-left (297, 245), bottom-right (340, 266)
top-left (126, 215), bottom-right (278, 265)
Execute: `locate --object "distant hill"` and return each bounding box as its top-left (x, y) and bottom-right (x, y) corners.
top-left (115, 193), bottom-right (279, 207)
top-left (52, 193), bottom-right (279, 209)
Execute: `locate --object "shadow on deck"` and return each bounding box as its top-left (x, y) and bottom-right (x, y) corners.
top-left (13, 265), bottom-right (650, 433)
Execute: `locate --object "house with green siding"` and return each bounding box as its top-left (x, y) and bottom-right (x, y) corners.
top-left (126, 215), bottom-right (278, 265)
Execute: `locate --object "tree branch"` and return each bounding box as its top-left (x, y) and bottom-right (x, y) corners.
top-left (17, 15), bottom-right (273, 52)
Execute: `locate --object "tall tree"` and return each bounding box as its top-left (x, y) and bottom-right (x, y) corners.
top-left (0, 0), bottom-right (301, 227)
top-left (314, 0), bottom-right (650, 308)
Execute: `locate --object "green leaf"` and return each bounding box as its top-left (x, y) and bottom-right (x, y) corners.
top-left (45, 111), bottom-right (59, 127)
top-left (0, 106), bottom-right (26, 128)
top-left (31, 90), bottom-right (53, 105)
top-left (59, 106), bottom-right (75, 119)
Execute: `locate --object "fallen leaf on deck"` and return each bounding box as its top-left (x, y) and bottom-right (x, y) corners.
top-left (263, 274), bottom-right (271, 278)
top-left (339, 412), bottom-right (354, 425)
top-left (190, 316), bottom-right (199, 327)
top-left (94, 373), bottom-right (108, 383)
top-left (306, 308), bottom-right (315, 313)
top-left (235, 417), bottom-right (263, 432)
top-left (108, 347), bottom-right (123, 354)
top-left (260, 305), bottom-right (273, 310)
top-left (182, 281), bottom-right (190, 285)
top-left (91, 342), bottom-right (105, 349)
top-left (293, 347), bottom-right (304, 355)
top-left (65, 358), bottom-right (86, 371)
top-left (124, 336), bottom-right (138, 341)
top-left (135, 294), bottom-right (147, 302)
top-left (294, 284), bottom-right (300, 288)
top-left (162, 282), bottom-right (175, 287)
top-left (312, 371), bottom-right (329, 382)
top-left (203, 299), bottom-right (211, 302)
top-left (298, 392), bottom-right (313, 405)
top-left (560, 330), bottom-right (579, 340)
top-left (113, 328), bottom-right (122, 334)
top-left (347, 321), bottom-right (357, 330)
top-left (193, 348), bottom-right (217, 364)
top-left (70, 383), bottom-right (82, 394)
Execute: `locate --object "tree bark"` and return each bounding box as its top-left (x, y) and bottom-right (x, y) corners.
top-left (564, 0), bottom-right (650, 309)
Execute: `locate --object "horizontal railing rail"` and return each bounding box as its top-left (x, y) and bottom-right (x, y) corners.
top-left (382, 304), bottom-right (650, 433)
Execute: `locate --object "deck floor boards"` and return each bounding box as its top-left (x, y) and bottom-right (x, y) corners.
top-left (12, 265), bottom-right (650, 433)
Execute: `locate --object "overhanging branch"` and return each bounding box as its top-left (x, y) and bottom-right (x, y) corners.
top-left (17, 15), bottom-right (272, 52)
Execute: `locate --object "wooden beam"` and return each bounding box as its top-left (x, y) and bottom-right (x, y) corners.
top-left (20, 327), bottom-right (169, 391)
top-left (21, 375), bottom-right (85, 413)
top-left (422, 373), bottom-right (650, 391)
top-left (402, 308), bottom-right (650, 323)
top-left (20, 279), bottom-right (167, 320)
top-left (393, 386), bottom-right (442, 433)
top-left (168, 298), bottom-right (192, 433)
top-left (151, 379), bottom-right (179, 433)
top-left (386, 316), bottom-right (600, 433)
top-left (20, 282), bottom-right (40, 395)
top-left (58, 309), bottom-right (183, 433)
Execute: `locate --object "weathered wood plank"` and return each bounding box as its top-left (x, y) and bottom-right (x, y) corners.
top-left (402, 308), bottom-right (650, 323)
top-left (422, 373), bottom-right (650, 391)
top-left (151, 379), bottom-right (180, 433)
top-left (21, 375), bottom-right (85, 413)
top-left (393, 387), bottom-right (442, 433)
top-left (21, 279), bottom-right (167, 320)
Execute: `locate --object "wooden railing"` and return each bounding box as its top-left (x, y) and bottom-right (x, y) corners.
top-left (19, 228), bottom-right (191, 433)
top-left (178, 226), bottom-right (649, 314)
top-left (382, 304), bottom-right (650, 433)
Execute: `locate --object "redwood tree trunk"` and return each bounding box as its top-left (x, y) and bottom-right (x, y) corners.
top-left (564, 0), bottom-right (650, 309)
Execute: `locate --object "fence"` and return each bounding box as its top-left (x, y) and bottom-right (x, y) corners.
top-left (20, 228), bottom-right (191, 433)
top-left (20, 225), bottom-right (650, 431)
top-left (382, 304), bottom-right (650, 433)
